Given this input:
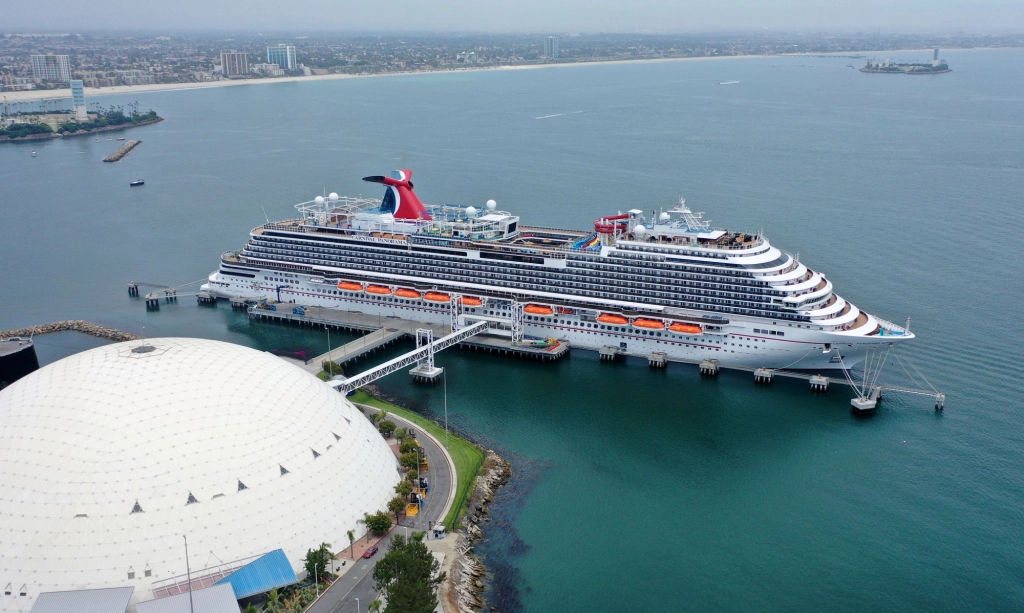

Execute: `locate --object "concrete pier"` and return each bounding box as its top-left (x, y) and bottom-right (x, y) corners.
top-left (599, 346), bottom-right (619, 361)
top-left (410, 365), bottom-right (444, 383)
top-left (809, 375), bottom-right (829, 392)
top-left (851, 386), bottom-right (882, 414)
top-left (699, 359), bottom-right (720, 376)
top-left (648, 352), bottom-right (667, 368)
top-left (127, 282), bottom-right (139, 297)
top-left (144, 293), bottom-right (160, 309)
top-left (196, 291), bottom-right (216, 305)
top-left (754, 368), bottom-right (774, 383)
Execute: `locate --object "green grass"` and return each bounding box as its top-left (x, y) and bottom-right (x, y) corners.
top-left (349, 390), bottom-right (485, 530)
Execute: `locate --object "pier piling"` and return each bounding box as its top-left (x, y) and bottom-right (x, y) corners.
top-left (144, 293), bottom-right (160, 309)
top-left (699, 359), bottom-right (720, 376)
top-left (754, 368), bottom-right (774, 383)
top-left (648, 352), bottom-right (667, 368)
top-left (128, 282), bottom-right (139, 297)
top-left (599, 346), bottom-right (619, 362)
top-left (809, 375), bottom-right (829, 392)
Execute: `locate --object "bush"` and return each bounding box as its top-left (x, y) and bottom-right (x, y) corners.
top-left (1, 123), bottom-right (53, 138)
top-left (379, 419), bottom-right (397, 437)
top-left (400, 439), bottom-right (420, 454)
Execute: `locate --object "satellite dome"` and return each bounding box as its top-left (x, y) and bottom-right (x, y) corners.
top-left (328, 192), bottom-right (339, 202)
top-left (465, 206), bottom-right (478, 218)
top-left (314, 195), bottom-right (325, 205)
top-left (633, 224), bottom-right (647, 236)
top-left (659, 212), bottom-right (671, 222)
top-left (0, 338), bottom-right (399, 612)
top-left (486, 199), bottom-right (497, 211)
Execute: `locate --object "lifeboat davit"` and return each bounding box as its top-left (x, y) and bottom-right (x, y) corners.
top-left (597, 313), bottom-right (629, 325)
top-left (338, 281), bottom-right (363, 292)
top-left (633, 318), bottom-right (665, 330)
top-left (524, 304), bottom-right (554, 315)
top-left (395, 288), bottom-right (421, 299)
top-left (424, 292), bottom-right (451, 303)
top-left (669, 322), bottom-right (703, 335)
top-left (366, 285), bottom-right (392, 295)
top-left (459, 296), bottom-right (483, 306)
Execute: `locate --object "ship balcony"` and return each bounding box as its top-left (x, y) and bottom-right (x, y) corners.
top-left (805, 295), bottom-right (846, 318)
top-left (782, 278), bottom-right (832, 305)
top-left (755, 262), bottom-right (806, 283)
top-left (776, 271), bottom-right (822, 293)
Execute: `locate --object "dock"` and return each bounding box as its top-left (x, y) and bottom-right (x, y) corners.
top-left (103, 139), bottom-right (141, 162)
top-left (248, 303), bottom-right (569, 374)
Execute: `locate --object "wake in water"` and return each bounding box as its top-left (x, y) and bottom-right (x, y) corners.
top-left (535, 110), bottom-right (586, 119)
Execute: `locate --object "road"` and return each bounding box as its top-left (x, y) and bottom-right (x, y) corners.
top-left (308, 408), bottom-right (455, 613)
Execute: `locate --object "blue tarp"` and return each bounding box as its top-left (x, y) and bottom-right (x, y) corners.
top-left (215, 549), bottom-right (298, 599)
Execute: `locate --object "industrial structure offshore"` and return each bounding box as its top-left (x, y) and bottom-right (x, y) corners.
top-left (202, 170), bottom-right (914, 370)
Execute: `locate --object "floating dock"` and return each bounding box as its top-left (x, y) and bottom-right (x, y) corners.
top-left (103, 140), bottom-right (141, 162)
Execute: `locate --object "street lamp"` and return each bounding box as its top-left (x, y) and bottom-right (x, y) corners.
top-left (356, 597), bottom-right (360, 613)
top-left (326, 324), bottom-right (332, 377)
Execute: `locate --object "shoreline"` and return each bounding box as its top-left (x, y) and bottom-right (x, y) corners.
top-left (0, 116), bottom-right (163, 142)
top-left (2, 46), bottom-right (1014, 104)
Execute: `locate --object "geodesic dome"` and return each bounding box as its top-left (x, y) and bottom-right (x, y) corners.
top-left (0, 337), bottom-right (399, 612)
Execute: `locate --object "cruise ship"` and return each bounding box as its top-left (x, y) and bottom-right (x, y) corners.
top-left (202, 170), bottom-right (913, 370)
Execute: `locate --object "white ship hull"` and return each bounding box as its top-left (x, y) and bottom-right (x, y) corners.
top-left (203, 272), bottom-right (907, 371)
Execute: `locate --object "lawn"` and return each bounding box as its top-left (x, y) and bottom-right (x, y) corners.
top-left (349, 390), bottom-right (485, 530)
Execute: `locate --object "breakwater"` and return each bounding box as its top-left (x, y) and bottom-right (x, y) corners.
top-left (0, 320), bottom-right (140, 342)
top-left (103, 140), bottom-right (141, 162)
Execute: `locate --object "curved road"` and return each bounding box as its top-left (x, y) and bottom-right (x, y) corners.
top-left (307, 407), bottom-right (455, 613)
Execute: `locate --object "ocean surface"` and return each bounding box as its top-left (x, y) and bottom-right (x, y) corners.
top-left (2, 49), bottom-right (1023, 611)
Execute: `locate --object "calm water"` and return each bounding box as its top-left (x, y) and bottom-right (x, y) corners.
top-left (2, 49), bottom-right (1023, 612)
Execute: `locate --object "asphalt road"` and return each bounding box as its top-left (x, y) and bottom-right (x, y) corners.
top-left (308, 409), bottom-right (454, 613)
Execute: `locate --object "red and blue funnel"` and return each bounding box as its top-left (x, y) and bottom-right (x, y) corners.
top-left (362, 169), bottom-right (432, 220)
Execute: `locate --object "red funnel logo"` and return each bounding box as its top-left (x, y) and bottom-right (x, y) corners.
top-left (362, 170), bottom-right (432, 221)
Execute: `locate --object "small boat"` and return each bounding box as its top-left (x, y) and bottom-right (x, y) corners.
top-left (94, 138), bottom-right (100, 142)
top-left (337, 281), bottom-right (363, 292)
top-left (632, 318), bottom-right (666, 330)
top-left (524, 304), bottom-right (554, 315)
top-left (423, 292), bottom-right (451, 303)
top-left (597, 313), bottom-right (629, 325)
top-left (459, 296), bottom-right (483, 306)
top-left (117, 137), bottom-right (126, 141)
top-left (366, 285), bottom-right (392, 295)
top-left (31, 151), bottom-right (36, 157)
top-left (395, 288), bottom-right (421, 299)
top-left (669, 322), bottom-right (703, 335)
top-left (719, 80), bottom-right (740, 85)
top-left (106, 137), bottom-right (112, 140)
top-left (129, 180), bottom-right (145, 187)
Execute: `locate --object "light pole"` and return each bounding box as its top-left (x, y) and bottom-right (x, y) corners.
top-left (326, 325), bottom-right (332, 377)
top-left (183, 535), bottom-right (195, 613)
top-left (355, 597), bottom-right (360, 613)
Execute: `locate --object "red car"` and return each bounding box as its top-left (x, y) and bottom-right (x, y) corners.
top-left (362, 545), bottom-right (379, 559)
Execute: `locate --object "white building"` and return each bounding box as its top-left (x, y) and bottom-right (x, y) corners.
top-left (220, 52), bottom-right (249, 77)
top-left (0, 338), bottom-right (400, 613)
top-left (30, 54), bottom-right (71, 82)
top-left (544, 36), bottom-right (559, 59)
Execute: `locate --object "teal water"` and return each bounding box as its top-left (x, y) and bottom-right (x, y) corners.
top-left (2, 49), bottom-right (1023, 611)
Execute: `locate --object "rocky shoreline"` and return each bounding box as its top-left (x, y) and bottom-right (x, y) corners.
top-left (0, 117), bottom-right (163, 142)
top-left (0, 320), bottom-right (139, 342)
top-left (443, 450), bottom-right (513, 613)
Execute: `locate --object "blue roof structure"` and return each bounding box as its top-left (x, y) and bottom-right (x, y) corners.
top-left (215, 549), bottom-right (298, 599)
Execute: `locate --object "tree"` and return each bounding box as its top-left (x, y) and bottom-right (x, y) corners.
top-left (366, 510), bottom-right (393, 536)
top-left (347, 530), bottom-right (356, 559)
top-left (400, 439), bottom-right (419, 454)
top-left (371, 410), bottom-right (388, 424)
top-left (372, 534), bottom-right (446, 613)
top-left (399, 451), bottom-right (419, 470)
top-left (267, 587), bottom-right (281, 611)
top-left (368, 600), bottom-right (382, 613)
top-left (388, 495), bottom-right (406, 523)
top-left (394, 427), bottom-right (407, 441)
top-left (244, 604), bottom-right (258, 613)
top-left (395, 480), bottom-right (412, 496)
top-left (406, 468), bottom-right (418, 482)
top-left (379, 419), bottom-right (397, 437)
top-left (304, 542), bottom-right (332, 583)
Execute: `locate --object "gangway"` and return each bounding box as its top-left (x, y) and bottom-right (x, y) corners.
top-left (328, 320), bottom-right (490, 393)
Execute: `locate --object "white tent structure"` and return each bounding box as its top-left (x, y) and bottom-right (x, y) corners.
top-left (0, 338), bottom-right (399, 613)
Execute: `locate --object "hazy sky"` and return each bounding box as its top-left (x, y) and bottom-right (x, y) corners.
top-left (4, 0), bottom-right (1021, 33)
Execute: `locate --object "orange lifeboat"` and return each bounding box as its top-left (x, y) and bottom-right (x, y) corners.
top-left (459, 296), bottom-right (483, 306)
top-left (424, 292), bottom-right (451, 303)
top-left (395, 288), bottom-right (422, 299)
top-left (338, 281), bottom-right (363, 292)
top-left (669, 322), bottom-right (703, 335)
top-left (633, 318), bottom-right (666, 330)
top-left (524, 304), bottom-right (554, 316)
top-left (597, 313), bottom-right (629, 325)
top-left (366, 285), bottom-right (392, 295)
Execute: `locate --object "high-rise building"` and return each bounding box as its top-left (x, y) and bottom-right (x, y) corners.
top-left (70, 80), bottom-right (87, 120)
top-left (220, 52), bottom-right (250, 77)
top-left (30, 54), bottom-right (72, 82)
top-left (544, 36), bottom-right (559, 59)
top-left (267, 45), bottom-right (297, 71)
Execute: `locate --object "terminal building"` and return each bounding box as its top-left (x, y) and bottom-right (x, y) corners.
top-left (0, 338), bottom-right (400, 613)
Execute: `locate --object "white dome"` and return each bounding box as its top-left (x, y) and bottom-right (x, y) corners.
top-left (633, 224), bottom-right (647, 236)
top-left (328, 192), bottom-right (339, 202)
top-left (465, 206), bottom-right (478, 218)
top-left (314, 195), bottom-right (325, 205)
top-left (485, 199), bottom-right (497, 211)
top-left (659, 212), bottom-right (671, 222)
top-left (0, 338), bottom-right (399, 612)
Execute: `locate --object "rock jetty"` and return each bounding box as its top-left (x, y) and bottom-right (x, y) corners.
top-left (103, 140), bottom-right (142, 162)
top-left (0, 320), bottom-right (140, 342)
top-left (443, 450), bottom-right (513, 613)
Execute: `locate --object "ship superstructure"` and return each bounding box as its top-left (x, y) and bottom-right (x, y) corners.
top-left (203, 170), bottom-right (913, 369)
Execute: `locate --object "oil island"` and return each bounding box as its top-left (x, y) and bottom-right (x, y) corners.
top-left (861, 48), bottom-right (951, 74)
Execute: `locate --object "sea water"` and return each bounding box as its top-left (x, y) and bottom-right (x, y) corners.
top-left (1, 49), bottom-right (1022, 612)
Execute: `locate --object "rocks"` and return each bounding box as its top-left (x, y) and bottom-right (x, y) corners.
top-left (0, 320), bottom-right (140, 343)
top-left (443, 449), bottom-right (513, 613)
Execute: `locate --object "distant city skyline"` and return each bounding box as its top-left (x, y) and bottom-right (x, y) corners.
top-left (3, 0), bottom-right (1022, 33)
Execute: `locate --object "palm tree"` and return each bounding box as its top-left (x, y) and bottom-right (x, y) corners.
top-left (347, 530), bottom-right (355, 559)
